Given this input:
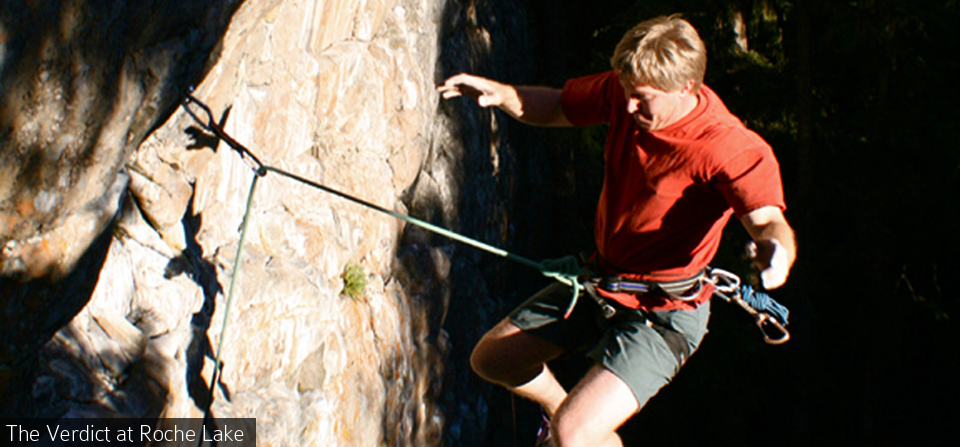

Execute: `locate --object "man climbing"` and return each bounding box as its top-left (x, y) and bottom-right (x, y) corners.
top-left (437, 14), bottom-right (796, 447)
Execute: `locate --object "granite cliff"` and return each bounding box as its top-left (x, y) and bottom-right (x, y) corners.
top-left (1, 0), bottom-right (554, 445)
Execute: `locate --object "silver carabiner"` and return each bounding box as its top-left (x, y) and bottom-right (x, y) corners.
top-left (755, 312), bottom-right (791, 345)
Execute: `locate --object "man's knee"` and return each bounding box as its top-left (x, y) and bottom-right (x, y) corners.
top-left (469, 334), bottom-right (531, 385)
top-left (469, 336), bottom-right (503, 381)
top-left (469, 320), bottom-right (560, 387)
top-left (551, 415), bottom-right (604, 447)
top-left (551, 412), bottom-right (620, 447)
top-left (550, 365), bottom-right (637, 447)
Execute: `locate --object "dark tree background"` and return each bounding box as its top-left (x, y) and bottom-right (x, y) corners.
top-left (502, 0), bottom-right (959, 445)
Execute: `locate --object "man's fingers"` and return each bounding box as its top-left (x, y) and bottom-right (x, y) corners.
top-left (436, 80), bottom-right (459, 93)
top-left (436, 73), bottom-right (476, 91)
top-left (437, 79), bottom-right (492, 106)
top-left (439, 88), bottom-right (462, 99)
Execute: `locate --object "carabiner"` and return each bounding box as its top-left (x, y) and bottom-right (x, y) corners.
top-left (182, 94), bottom-right (266, 174)
top-left (756, 312), bottom-right (790, 345)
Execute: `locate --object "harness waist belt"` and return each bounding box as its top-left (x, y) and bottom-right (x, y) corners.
top-left (597, 270), bottom-right (706, 301)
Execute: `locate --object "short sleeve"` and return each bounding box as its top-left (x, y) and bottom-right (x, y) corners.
top-left (560, 71), bottom-right (621, 126)
top-left (712, 131), bottom-right (786, 217)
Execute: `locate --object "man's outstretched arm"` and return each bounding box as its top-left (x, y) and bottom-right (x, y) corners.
top-left (437, 73), bottom-right (572, 127)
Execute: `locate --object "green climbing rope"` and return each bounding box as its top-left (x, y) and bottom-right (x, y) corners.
top-left (205, 168), bottom-right (262, 410)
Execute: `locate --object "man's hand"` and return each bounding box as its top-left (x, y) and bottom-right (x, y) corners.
top-left (740, 206), bottom-right (796, 290)
top-left (437, 73), bottom-right (571, 127)
top-left (746, 238), bottom-right (790, 290)
top-left (437, 73), bottom-right (509, 108)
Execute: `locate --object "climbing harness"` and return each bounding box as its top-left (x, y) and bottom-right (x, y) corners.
top-left (179, 92), bottom-right (791, 425)
top-left (581, 267), bottom-right (790, 345)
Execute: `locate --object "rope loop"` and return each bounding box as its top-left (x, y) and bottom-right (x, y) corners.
top-left (740, 284), bottom-right (790, 326)
top-left (539, 255), bottom-right (581, 283)
top-left (538, 255), bottom-right (588, 318)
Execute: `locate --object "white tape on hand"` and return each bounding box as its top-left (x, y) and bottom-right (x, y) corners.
top-left (759, 239), bottom-right (789, 289)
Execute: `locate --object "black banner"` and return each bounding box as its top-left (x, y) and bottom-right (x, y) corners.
top-left (3, 418), bottom-right (256, 446)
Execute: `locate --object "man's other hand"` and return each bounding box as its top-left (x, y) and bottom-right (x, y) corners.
top-left (746, 238), bottom-right (790, 290)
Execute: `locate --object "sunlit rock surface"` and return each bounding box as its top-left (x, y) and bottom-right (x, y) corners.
top-left (3, 0), bottom-right (541, 445)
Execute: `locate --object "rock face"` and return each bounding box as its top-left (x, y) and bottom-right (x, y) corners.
top-left (0, 0), bottom-right (241, 415)
top-left (2, 0), bottom-right (557, 445)
top-left (111, 1), bottom-right (450, 443)
top-left (0, 0), bottom-right (240, 278)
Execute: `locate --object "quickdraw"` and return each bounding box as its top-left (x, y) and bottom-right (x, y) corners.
top-left (708, 268), bottom-right (791, 345)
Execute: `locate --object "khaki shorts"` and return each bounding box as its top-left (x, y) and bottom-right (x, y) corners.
top-left (509, 282), bottom-right (711, 410)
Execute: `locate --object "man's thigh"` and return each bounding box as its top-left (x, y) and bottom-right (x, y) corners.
top-left (589, 302), bottom-right (711, 411)
top-left (474, 318), bottom-right (565, 366)
top-left (472, 282), bottom-right (604, 385)
top-left (508, 282), bottom-right (607, 353)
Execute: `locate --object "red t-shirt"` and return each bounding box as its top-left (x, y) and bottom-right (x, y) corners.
top-left (561, 71), bottom-right (785, 311)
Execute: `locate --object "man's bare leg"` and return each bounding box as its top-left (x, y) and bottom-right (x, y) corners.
top-left (470, 318), bottom-right (568, 415)
top-left (471, 319), bottom-right (639, 446)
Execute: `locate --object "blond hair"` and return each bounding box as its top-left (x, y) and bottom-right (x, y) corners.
top-left (610, 14), bottom-right (707, 92)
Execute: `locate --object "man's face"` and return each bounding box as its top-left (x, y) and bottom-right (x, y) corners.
top-left (618, 77), bottom-right (695, 131)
